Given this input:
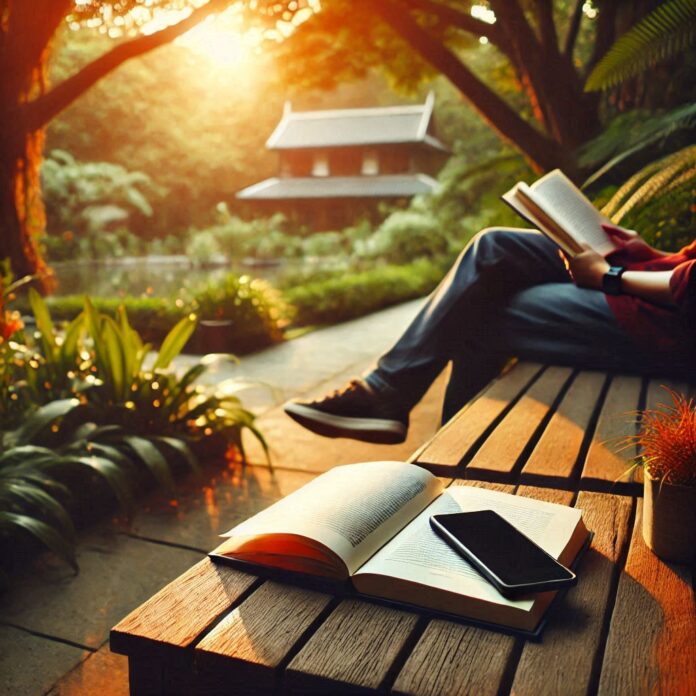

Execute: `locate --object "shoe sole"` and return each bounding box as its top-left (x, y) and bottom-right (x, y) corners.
top-left (284, 403), bottom-right (407, 445)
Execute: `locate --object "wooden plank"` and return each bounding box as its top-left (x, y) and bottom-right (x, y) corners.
top-left (285, 599), bottom-right (419, 694)
top-left (464, 366), bottom-right (573, 481)
top-left (510, 492), bottom-right (633, 696)
top-left (391, 482), bottom-right (520, 696)
top-left (598, 499), bottom-right (696, 696)
top-left (194, 581), bottom-right (333, 694)
top-left (580, 375), bottom-right (642, 494)
top-left (412, 362), bottom-right (543, 473)
top-left (521, 371), bottom-right (607, 487)
top-left (110, 558), bottom-right (256, 657)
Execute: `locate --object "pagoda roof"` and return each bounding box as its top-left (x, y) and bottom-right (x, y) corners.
top-left (236, 174), bottom-right (440, 200)
top-left (266, 92), bottom-right (448, 152)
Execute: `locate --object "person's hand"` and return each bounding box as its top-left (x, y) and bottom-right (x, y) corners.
top-left (563, 244), bottom-right (610, 290)
top-left (601, 223), bottom-right (657, 258)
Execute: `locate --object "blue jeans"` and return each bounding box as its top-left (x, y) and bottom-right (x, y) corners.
top-left (365, 228), bottom-right (687, 423)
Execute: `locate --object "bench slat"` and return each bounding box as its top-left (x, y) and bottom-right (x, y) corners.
top-left (412, 362), bottom-right (542, 472)
top-left (597, 499), bottom-right (696, 696)
top-left (510, 491), bottom-right (633, 696)
top-left (464, 366), bottom-right (572, 480)
top-left (285, 599), bottom-right (419, 694)
top-left (110, 558), bottom-right (256, 656)
top-left (194, 581), bottom-right (333, 694)
top-left (580, 375), bottom-right (642, 494)
top-left (520, 371), bottom-right (607, 486)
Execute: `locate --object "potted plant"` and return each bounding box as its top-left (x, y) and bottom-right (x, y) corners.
top-left (636, 387), bottom-right (696, 563)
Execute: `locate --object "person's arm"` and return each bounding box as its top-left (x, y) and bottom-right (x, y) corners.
top-left (565, 246), bottom-right (675, 306)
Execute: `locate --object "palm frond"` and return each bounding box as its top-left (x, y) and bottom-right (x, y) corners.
top-left (586, 0), bottom-right (696, 91)
top-left (601, 144), bottom-right (696, 222)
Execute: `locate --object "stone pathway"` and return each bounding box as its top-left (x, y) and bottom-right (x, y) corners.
top-left (1, 299), bottom-right (449, 696)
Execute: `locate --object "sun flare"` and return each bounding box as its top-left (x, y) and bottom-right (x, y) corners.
top-left (179, 19), bottom-right (251, 68)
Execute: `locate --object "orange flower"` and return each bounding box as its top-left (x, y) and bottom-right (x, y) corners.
top-left (0, 310), bottom-right (23, 342)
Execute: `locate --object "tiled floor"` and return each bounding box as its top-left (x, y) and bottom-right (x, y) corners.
top-left (1, 299), bottom-right (448, 695)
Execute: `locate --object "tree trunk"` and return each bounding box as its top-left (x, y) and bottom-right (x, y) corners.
top-left (0, 122), bottom-right (52, 290)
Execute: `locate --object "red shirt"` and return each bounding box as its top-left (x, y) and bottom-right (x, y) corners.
top-left (605, 239), bottom-right (696, 354)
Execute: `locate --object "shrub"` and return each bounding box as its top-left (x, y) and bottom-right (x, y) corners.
top-left (284, 258), bottom-right (448, 326)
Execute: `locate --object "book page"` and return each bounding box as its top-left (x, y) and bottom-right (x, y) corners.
top-left (354, 485), bottom-right (583, 612)
top-left (527, 170), bottom-right (617, 256)
top-left (220, 461), bottom-right (443, 577)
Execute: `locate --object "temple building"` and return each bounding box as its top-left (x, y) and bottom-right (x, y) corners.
top-left (236, 92), bottom-right (449, 230)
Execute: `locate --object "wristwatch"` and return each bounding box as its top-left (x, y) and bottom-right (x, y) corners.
top-left (602, 266), bottom-right (625, 295)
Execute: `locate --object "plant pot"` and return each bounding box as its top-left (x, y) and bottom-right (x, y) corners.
top-left (642, 471), bottom-right (696, 563)
top-left (197, 319), bottom-right (233, 354)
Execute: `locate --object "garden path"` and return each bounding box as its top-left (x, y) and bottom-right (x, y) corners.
top-left (1, 298), bottom-right (448, 696)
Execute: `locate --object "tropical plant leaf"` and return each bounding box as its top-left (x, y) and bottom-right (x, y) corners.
top-left (9, 398), bottom-right (81, 447)
top-left (0, 480), bottom-right (74, 538)
top-left (29, 287), bottom-right (57, 355)
top-left (586, 0), bottom-right (696, 91)
top-left (59, 455), bottom-right (135, 512)
top-left (152, 314), bottom-right (197, 371)
top-left (121, 436), bottom-right (174, 491)
top-left (0, 512), bottom-right (77, 572)
top-left (151, 436), bottom-right (199, 473)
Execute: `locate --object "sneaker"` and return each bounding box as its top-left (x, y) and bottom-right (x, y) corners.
top-left (284, 380), bottom-right (408, 444)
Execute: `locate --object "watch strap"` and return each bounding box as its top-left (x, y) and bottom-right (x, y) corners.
top-left (602, 266), bottom-right (625, 295)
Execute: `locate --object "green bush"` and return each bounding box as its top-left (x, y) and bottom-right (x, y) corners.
top-left (284, 258), bottom-right (449, 326)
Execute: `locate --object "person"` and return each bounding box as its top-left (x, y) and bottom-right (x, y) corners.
top-left (284, 224), bottom-right (695, 444)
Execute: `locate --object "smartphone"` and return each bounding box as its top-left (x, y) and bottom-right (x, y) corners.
top-left (429, 510), bottom-right (577, 597)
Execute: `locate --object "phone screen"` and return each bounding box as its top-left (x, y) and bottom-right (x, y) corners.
top-left (432, 510), bottom-right (573, 586)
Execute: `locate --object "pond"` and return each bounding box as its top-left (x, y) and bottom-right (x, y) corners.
top-left (51, 256), bottom-right (299, 298)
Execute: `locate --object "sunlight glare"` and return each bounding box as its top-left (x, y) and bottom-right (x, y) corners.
top-left (180, 18), bottom-right (250, 68)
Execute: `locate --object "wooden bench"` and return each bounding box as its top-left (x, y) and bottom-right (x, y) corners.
top-left (110, 362), bottom-right (696, 695)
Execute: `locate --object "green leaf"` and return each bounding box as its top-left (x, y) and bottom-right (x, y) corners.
top-left (0, 512), bottom-right (77, 572)
top-left (29, 287), bottom-right (57, 355)
top-left (152, 314), bottom-right (197, 371)
top-left (100, 315), bottom-right (127, 402)
top-left (122, 436), bottom-right (174, 491)
top-left (9, 399), bottom-right (81, 447)
top-left (152, 436), bottom-right (199, 473)
top-left (61, 455), bottom-right (134, 511)
top-left (0, 480), bottom-right (74, 539)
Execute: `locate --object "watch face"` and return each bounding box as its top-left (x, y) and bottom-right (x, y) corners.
top-left (603, 267), bottom-right (624, 295)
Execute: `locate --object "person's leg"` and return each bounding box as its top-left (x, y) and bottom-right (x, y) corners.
top-left (364, 228), bottom-right (568, 407)
top-left (285, 228), bottom-right (568, 442)
top-left (441, 282), bottom-right (685, 422)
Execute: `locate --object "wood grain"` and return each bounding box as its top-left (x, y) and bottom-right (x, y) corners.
top-left (580, 375), bottom-right (642, 494)
top-left (391, 482), bottom-right (519, 696)
top-left (464, 366), bottom-right (572, 480)
top-left (521, 371), bottom-right (607, 486)
top-left (194, 581), bottom-right (332, 692)
top-left (285, 599), bottom-right (419, 694)
top-left (110, 558), bottom-right (256, 657)
top-left (598, 499), bottom-right (696, 696)
top-left (510, 492), bottom-right (633, 696)
top-left (412, 362), bottom-right (543, 472)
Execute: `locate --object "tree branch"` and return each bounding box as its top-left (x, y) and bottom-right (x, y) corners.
top-left (586, 0), bottom-right (618, 76)
top-left (533, 0), bottom-right (559, 55)
top-left (20, 0), bottom-right (229, 131)
top-left (370, 0), bottom-right (572, 173)
top-left (563, 0), bottom-right (584, 59)
top-left (400, 0), bottom-right (505, 48)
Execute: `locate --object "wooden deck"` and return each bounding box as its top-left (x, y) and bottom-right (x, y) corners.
top-left (110, 362), bottom-right (696, 695)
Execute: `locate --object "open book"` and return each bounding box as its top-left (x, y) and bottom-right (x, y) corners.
top-left (503, 169), bottom-right (619, 256)
top-left (211, 461), bottom-right (589, 634)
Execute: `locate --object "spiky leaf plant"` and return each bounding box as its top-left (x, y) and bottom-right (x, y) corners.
top-left (586, 0), bottom-right (696, 92)
top-left (636, 388), bottom-right (696, 487)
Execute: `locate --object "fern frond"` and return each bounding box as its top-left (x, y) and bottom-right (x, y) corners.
top-left (601, 145), bottom-right (696, 222)
top-left (585, 0), bottom-right (696, 91)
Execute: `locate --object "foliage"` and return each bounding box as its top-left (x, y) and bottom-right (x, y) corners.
top-left (41, 149), bottom-right (161, 241)
top-left (190, 274), bottom-right (286, 352)
top-left (284, 258), bottom-right (448, 326)
top-left (585, 0), bottom-right (696, 91)
top-left (600, 144), bottom-right (696, 251)
top-left (633, 387), bottom-right (696, 487)
top-left (0, 283), bottom-right (267, 573)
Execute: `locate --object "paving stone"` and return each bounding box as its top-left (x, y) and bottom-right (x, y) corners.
top-left (0, 625), bottom-right (86, 696)
top-left (0, 532), bottom-right (202, 650)
top-left (121, 463), bottom-right (315, 550)
top-left (47, 642), bottom-right (128, 696)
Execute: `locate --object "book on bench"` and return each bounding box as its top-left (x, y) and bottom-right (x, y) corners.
top-left (502, 168), bottom-right (619, 256)
top-left (210, 461), bottom-right (589, 634)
